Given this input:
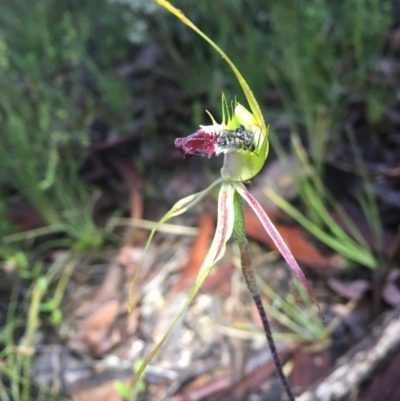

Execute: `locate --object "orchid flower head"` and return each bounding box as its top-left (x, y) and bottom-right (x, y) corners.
top-left (175, 97), bottom-right (269, 182)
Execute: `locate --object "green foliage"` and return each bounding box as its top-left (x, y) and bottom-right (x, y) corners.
top-left (0, 271), bottom-right (56, 400)
top-left (267, 135), bottom-right (379, 269)
top-left (222, 259), bottom-right (329, 344)
top-left (0, 0), bottom-right (134, 250)
top-left (0, 253), bottom-right (78, 400)
top-left (0, 3), bottom-right (137, 393)
top-left (258, 275), bottom-right (327, 343)
top-left (266, 0), bottom-right (393, 166)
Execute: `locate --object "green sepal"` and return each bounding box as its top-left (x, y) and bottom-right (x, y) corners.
top-left (155, 0), bottom-right (269, 182)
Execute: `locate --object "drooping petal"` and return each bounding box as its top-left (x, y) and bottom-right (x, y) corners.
top-left (132, 182), bottom-right (235, 385)
top-left (128, 177), bottom-right (224, 309)
top-left (233, 182), bottom-right (322, 315)
top-left (195, 182), bottom-right (235, 282)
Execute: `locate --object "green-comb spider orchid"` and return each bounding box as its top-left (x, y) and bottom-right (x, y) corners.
top-left (129, 1), bottom-right (321, 399)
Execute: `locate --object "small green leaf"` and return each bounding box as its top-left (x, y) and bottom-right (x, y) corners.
top-left (50, 309), bottom-right (63, 326)
top-left (114, 381), bottom-right (131, 400)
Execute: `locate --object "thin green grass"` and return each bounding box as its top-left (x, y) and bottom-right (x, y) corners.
top-left (0, 0), bottom-right (135, 251)
top-left (0, 254), bottom-right (79, 400)
top-left (266, 0), bottom-right (393, 164)
top-left (227, 257), bottom-right (328, 343)
top-left (266, 134), bottom-right (378, 269)
top-left (0, 1), bottom-right (135, 397)
top-left (0, 276), bottom-right (49, 400)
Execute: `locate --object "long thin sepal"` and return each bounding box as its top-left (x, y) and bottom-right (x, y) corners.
top-left (128, 177), bottom-right (223, 310)
top-left (154, 0), bottom-right (266, 136)
top-left (131, 182), bottom-right (235, 385)
top-left (233, 182), bottom-right (322, 317)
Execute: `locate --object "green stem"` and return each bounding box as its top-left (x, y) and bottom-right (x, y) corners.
top-left (233, 190), bottom-right (246, 250)
top-left (233, 190), bottom-right (295, 401)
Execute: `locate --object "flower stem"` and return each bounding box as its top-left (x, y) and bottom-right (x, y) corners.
top-left (233, 191), bottom-right (295, 401)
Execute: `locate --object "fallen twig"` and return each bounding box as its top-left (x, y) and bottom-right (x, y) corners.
top-left (298, 305), bottom-right (400, 401)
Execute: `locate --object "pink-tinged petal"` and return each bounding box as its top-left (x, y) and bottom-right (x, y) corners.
top-left (233, 182), bottom-right (322, 315)
top-left (175, 129), bottom-right (220, 158)
top-left (132, 182), bottom-right (235, 385)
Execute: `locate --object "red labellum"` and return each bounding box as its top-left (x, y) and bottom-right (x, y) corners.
top-left (175, 129), bottom-right (219, 159)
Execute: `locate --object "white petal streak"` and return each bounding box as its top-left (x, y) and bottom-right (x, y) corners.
top-left (196, 181), bottom-right (235, 284)
top-left (132, 182), bottom-right (235, 385)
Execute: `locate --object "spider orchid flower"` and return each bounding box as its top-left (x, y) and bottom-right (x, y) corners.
top-left (172, 97), bottom-right (318, 306)
top-left (130, 0), bottom-right (320, 384)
